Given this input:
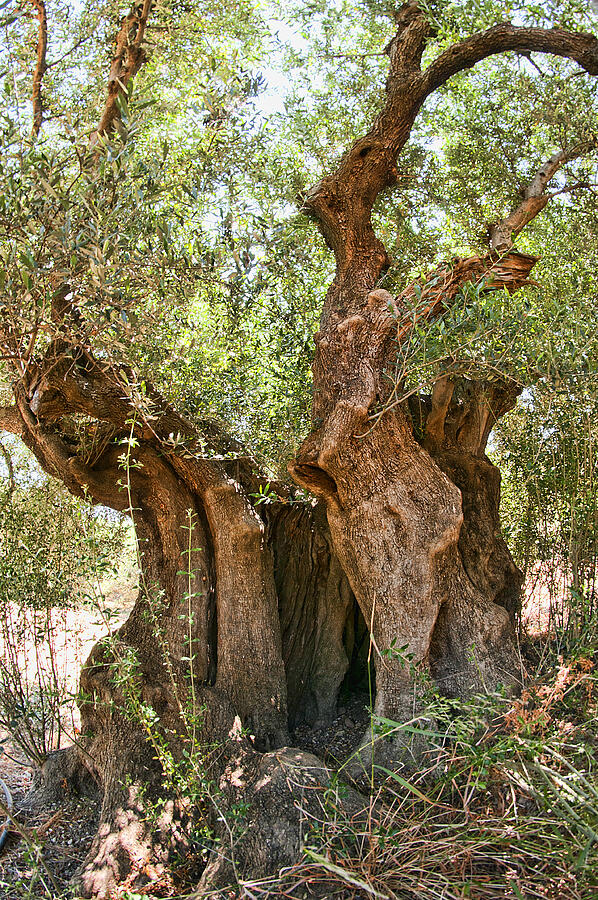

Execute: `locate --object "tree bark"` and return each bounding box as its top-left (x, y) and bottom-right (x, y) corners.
top-left (4, 356), bottom-right (364, 893)
top-left (288, 4), bottom-right (598, 766)
top-left (289, 261), bottom-right (533, 765)
top-left (265, 502), bottom-right (355, 728)
top-left (292, 395), bottom-right (519, 768)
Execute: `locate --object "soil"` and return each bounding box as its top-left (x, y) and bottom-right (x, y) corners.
top-left (0, 745), bottom-right (100, 900)
top-left (292, 694), bottom-right (372, 767)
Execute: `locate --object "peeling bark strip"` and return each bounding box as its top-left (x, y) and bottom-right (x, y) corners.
top-left (394, 250), bottom-right (538, 345)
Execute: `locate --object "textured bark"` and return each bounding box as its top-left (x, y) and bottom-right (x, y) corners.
top-left (433, 451), bottom-right (523, 617)
top-left (7, 348), bottom-right (367, 893)
top-left (92, 0), bottom-right (153, 142)
top-left (488, 140), bottom-right (598, 250)
top-left (4, 366), bottom-right (286, 892)
top-left (194, 744), bottom-right (365, 897)
top-left (71, 496), bottom-right (364, 895)
top-left (290, 273), bottom-right (525, 766)
top-left (414, 378), bottom-right (525, 619)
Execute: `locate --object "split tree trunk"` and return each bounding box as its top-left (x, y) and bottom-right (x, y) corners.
top-left (290, 266), bottom-right (530, 767)
top-left (292, 399), bottom-right (520, 768)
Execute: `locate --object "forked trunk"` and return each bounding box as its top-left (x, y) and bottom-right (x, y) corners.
top-left (291, 283), bottom-right (522, 768)
top-left (4, 3), bottom-right (595, 894)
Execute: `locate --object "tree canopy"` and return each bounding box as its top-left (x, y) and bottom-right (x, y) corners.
top-left (0, 0), bottom-right (596, 468)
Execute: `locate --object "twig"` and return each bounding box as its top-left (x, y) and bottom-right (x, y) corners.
top-left (0, 796), bottom-right (61, 893)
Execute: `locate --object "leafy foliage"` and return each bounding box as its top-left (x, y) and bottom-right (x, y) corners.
top-left (0, 2), bottom-right (597, 894)
top-left (0, 441), bottom-right (125, 609)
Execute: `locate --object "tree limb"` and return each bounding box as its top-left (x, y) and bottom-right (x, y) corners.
top-left (422, 24), bottom-right (598, 96)
top-left (488, 139), bottom-right (598, 249)
top-left (28, 0), bottom-right (47, 138)
top-left (0, 439), bottom-right (16, 510)
top-left (302, 2), bottom-right (432, 290)
top-left (394, 250), bottom-right (538, 347)
top-left (304, 5), bottom-right (598, 307)
top-left (14, 383), bottom-right (129, 508)
top-left (91, 0), bottom-right (154, 141)
top-left (423, 375), bottom-right (454, 449)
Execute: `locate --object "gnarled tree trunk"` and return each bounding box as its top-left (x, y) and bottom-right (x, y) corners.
top-left (291, 283), bottom-right (524, 766)
top-left (2, 360), bottom-right (362, 895)
top-left (2, 2), bottom-right (598, 895)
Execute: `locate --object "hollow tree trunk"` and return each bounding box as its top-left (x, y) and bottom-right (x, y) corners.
top-left (284, 1), bottom-right (598, 770)
top-left (265, 502), bottom-right (355, 728)
top-left (294, 413), bottom-right (518, 761)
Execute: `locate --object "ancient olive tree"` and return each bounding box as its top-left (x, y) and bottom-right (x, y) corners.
top-left (0, 0), bottom-right (597, 895)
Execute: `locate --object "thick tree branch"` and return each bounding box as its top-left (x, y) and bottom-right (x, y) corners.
top-left (0, 439), bottom-right (15, 487)
top-left (26, 344), bottom-right (246, 460)
top-left (0, 404), bottom-right (23, 434)
top-left (13, 383), bottom-right (126, 506)
top-left (28, 0), bottom-right (47, 138)
top-left (304, 5), bottom-right (598, 310)
top-left (401, 136), bottom-right (595, 451)
top-left (394, 250), bottom-right (538, 346)
top-left (422, 24), bottom-right (598, 96)
top-left (19, 337), bottom-right (271, 503)
top-left (488, 139), bottom-right (598, 249)
top-left (91, 0), bottom-right (153, 141)
top-left (302, 3), bottom-right (432, 294)
top-left (423, 375), bottom-right (454, 449)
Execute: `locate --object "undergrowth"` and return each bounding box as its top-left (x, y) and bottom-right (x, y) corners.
top-left (240, 646), bottom-right (598, 900)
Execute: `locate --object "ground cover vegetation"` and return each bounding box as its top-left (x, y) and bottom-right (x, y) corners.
top-left (0, 0), bottom-right (597, 896)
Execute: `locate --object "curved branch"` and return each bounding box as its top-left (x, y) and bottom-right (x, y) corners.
top-left (302, 3), bottom-right (432, 290)
top-left (15, 383), bottom-right (129, 508)
top-left (394, 250), bottom-right (538, 347)
top-left (488, 139), bottom-right (598, 249)
top-left (28, 345), bottom-right (249, 462)
top-left (28, 0), bottom-right (47, 138)
top-left (422, 24), bottom-right (598, 95)
top-left (304, 7), bottom-right (598, 309)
